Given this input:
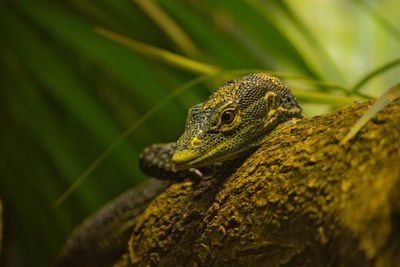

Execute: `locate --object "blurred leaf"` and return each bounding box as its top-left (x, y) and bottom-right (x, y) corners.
top-left (352, 0), bottom-right (400, 44)
top-left (133, 0), bottom-right (200, 56)
top-left (54, 73), bottom-right (216, 207)
top-left (196, 0), bottom-right (322, 77)
top-left (341, 83), bottom-right (400, 145)
top-left (292, 88), bottom-right (363, 105)
top-left (95, 27), bottom-right (220, 75)
top-left (247, 0), bottom-right (345, 83)
top-left (351, 58), bottom-right (400, 92)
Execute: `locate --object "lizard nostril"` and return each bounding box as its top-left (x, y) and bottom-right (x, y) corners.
top-left (190, 137), bottom-right (202, 148)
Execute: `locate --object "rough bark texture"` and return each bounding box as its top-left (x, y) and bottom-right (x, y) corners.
top-left (119, 100), bottom-right (400, 267)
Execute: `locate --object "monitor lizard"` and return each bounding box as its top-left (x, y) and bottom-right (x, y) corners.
top-left (58, 73), bottom-right (302, 267)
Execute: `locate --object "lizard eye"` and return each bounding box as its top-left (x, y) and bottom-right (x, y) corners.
top-left (220, 109), bottom-right (235, 125)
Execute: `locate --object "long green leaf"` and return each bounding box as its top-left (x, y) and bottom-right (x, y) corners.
top-left (351, 58), bottom-right (400, 92)
top-left (133, 0), bottom-right (200, 56)
top-left (341, 83), bottom-right (400, 145)
top-left (95, 27), bottom-right (219, 75)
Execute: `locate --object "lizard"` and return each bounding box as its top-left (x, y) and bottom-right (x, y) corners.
top-left (58, 73), bottom-right (302, 267)
top-left (139, 73), bottom-right (302, 180)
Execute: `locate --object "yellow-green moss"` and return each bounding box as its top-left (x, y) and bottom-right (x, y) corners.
top-left (125, 100), bottom-right (400, 267)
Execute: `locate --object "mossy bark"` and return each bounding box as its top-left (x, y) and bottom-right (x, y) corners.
top-left (119, 100), bottom-right (400, 267)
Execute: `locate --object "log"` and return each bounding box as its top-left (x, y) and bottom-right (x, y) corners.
top-left (120, 100), bottom-right (400, 267)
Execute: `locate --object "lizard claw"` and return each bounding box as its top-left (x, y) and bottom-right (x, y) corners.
top-left (187, 168), bottom-right (203, 180)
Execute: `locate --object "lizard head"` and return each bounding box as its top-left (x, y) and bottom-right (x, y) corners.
top-left (172, 73), bottom-right (302, 171)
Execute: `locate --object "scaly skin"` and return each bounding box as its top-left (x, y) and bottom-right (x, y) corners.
top-left (140, 73), bottom-right (302, 179)
top-left (59, 73), bottom-right (302, 266)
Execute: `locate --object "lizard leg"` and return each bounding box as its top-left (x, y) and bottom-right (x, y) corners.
top-left (139, 142), bottom-right (203, 181)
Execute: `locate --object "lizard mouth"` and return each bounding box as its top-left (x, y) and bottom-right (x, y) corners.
top-left (171, 149), bottom-right (213, 171)
top-left (171, 150), bottom-right (199, 166)
top-left (172, 141), bottom-right (236, 171)
top-left (172, 151), bottom-right (210, 171)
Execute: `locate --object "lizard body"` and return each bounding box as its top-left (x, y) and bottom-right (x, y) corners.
top-left (58, 179), bottom-right (171, 267)
top-left (58, 73), bottom-right (302, 266)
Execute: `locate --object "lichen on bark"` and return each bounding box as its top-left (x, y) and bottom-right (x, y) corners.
top-left (120, 100), bottom-right (400, 267)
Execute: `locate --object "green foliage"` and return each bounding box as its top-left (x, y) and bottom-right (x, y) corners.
top-left (0, 0), bottom-right (399, 266)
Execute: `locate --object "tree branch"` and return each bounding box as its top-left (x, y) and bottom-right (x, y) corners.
top-left (125, 100), bottom-right (400, 267)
